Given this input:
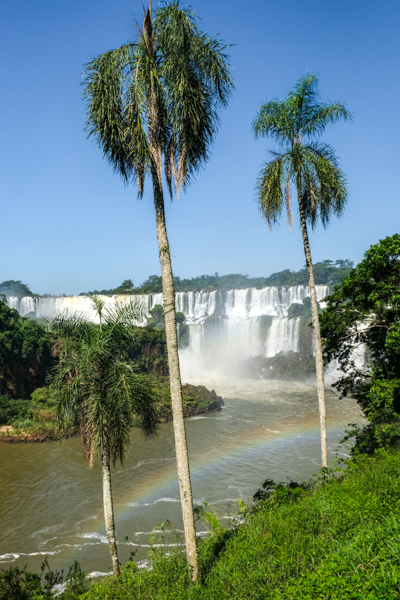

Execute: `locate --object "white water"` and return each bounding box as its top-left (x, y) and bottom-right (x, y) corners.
top-left (265, 317), bottom-right (301, 357)
top-left (8, 285), bottom-right (330, 371)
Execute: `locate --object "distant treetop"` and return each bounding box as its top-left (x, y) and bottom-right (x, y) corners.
top-left (80, 260), bottom-right (353, 296)
top-left (0, 280), bottom-right (33, 297)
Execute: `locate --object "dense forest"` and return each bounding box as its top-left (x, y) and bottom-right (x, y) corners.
top-left (0, 300), bottom-right (53, 399)
top-left (79, 260), bottom-right (353, 296)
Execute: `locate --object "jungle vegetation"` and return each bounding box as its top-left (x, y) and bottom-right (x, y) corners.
top-left (0, 298), bottom-right (53, 399)
top-left (320, 234), bottom-right (400, 455)
top-left (0, 280), bottom-right (33, 297)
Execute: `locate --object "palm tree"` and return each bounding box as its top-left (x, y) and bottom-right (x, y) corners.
top-left (252, 74), bottom-right (351, 468)
top-left (82, 1), bottom-right (233, 580)
top-left (48, 297), bottom-right (159, 576)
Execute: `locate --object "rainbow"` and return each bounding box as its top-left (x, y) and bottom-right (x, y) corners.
top-left (47, 411), bottom-right (346, 566)
top-left (113, 414), bottom-right (326, 518)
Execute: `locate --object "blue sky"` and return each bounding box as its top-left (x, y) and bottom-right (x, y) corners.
top-left (1, 0), bottom-right (399, 295)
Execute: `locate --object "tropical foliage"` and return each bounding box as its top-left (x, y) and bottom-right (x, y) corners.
top-left (252, 74), bottom-right (351, 230)
top-left (127, 325), bottom-right (168, 375)
top-left (320, 234), bottom-right (400, 454)
top-left (0, 298), bottom-right (53, 398)
top-left (48, 297), bottom-right (159, 575)
top-left (0, 387), bottom-right (56, 429)
top-left (82, 1), bottom-right (234, 579)
top-left (82, 2), bottom-right (233, 198)
top-left (0, 558), bottom-right (89, 600)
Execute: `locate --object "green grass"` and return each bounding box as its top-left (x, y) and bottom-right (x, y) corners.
top-left (83, 450), bottom-right (400, 600)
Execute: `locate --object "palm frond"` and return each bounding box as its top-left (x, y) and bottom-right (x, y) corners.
top-left (49, 297), bottom-right (158, 468)
top-left (253, 73), bottom-right (350, 232)
top-left (252, 100), bottom-right (294, 145)
top-left (82, 46), bottom-right (134, 180)
top-left (122, 369), bottom-right (159, 438)
top-left (299, 143), bottom-right (348, 228)
top-left (302, 102), bottom-right (352, 137)
top-left (256, 155), bottom-right (286, 228)
top-left (45, 312), bottom-right (94, 342)
top-left (155, 1), bottom-right (234, 192)
top-left (81, 1), bottom-right (233, 201)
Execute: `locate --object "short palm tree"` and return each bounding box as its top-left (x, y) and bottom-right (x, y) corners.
top-left (252, 74), bottom-right (351, 468)
top-left (82, 1), bottom-right (233, 579)
top-left (48, 297), bottom-right (159, 576)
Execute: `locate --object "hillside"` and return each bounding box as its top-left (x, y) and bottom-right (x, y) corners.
top-left (83, 449), bottom-right (400, 600)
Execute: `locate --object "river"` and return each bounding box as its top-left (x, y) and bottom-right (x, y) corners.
top-left (0, 379), bottom-right (363, 577)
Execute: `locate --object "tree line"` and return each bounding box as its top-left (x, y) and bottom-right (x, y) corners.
top-left (79, 259), bottom-right (353, 296)
top-left (0, 259), bottom-right (353, 301)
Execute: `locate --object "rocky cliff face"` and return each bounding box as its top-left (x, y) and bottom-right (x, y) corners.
top-left (0, 355), bottom-right (49, 399)
top-left (152, 377), bottom-right (224, 422)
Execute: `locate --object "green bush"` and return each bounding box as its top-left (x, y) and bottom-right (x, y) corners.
top-left (0, 397), bottom-right (33, 425)
top-left (0, 387), bottom-right (57, 429)
top-left (0, 558), bottom-right (88, 600)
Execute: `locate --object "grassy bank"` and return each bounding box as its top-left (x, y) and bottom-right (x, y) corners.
top-left (82, 450), bottom-right (400, 600)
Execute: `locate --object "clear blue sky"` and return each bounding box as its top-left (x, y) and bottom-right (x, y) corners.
top-left (1, 0), bottom-right (399, 295)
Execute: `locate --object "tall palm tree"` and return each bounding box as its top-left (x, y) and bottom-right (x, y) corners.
top-left (48, 297), bottom-right (159, 576)
top-left (82, 1), bottom-right (233, 579)
top-left (252, 74), bottom-right (351, 468)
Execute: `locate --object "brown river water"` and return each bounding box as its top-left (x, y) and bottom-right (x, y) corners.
top-left (0, 379), bottom-right (363, 577)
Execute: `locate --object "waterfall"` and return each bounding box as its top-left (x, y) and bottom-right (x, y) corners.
top-left (7, 297), bottom-right (20, 311)
top-left (19, 297), bottom-right (36, 316)
top-left (7, 285), bottom-right (329, 362)
top-left (265, 317), bottom-right (300, 357)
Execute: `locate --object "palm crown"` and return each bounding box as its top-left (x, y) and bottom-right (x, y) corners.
top-left (82, 1), bottom-right (233, 198)
top-left (252, 74), bottom-right (352, 229)
top-left (49, 297), bottom-right (158, 467)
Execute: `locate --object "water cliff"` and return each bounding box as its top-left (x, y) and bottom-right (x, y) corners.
top-left (8, 285), bottom-right (329, 368)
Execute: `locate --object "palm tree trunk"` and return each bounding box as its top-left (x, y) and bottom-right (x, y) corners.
top-left (102, 446), bottom-right (120, 576)
top-left (297, 188), bottom-right (328, 468)
top-left (150, 168), bottom-right (199, 582)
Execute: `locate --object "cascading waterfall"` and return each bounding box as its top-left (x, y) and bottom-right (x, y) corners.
top-left (265, 317), bottom-right (301, 357)
top-left (7, 285), bottom-right (330, 371)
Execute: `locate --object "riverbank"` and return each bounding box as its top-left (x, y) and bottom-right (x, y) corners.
top-left (0, 427), bottom-right (74, 443)
top-left (0, 379), bottom-right (223, 443)
top-left (83, 448), bottom-right (400, 600)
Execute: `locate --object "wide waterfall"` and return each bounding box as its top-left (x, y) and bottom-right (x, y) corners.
top-left (8, 285), bottom-right (329, 371)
